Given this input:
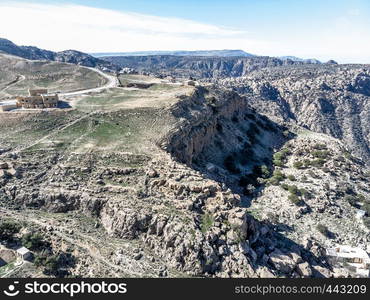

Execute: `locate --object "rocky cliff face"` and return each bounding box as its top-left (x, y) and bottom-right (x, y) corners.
top-left (217, 64), bottom-right (370, 164)
top-left (101, 55), bottom-right (321, 79)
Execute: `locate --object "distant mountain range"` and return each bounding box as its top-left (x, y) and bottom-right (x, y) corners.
top-left (1, 38), bottom-right (338, 77)
top-left (0, 38), bottom-right (117, 70)
top-left (91, 49), bottom-right (255, 58)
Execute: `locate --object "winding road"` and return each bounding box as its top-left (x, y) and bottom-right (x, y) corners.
top-left (60, 67), bottom-right (119, 97)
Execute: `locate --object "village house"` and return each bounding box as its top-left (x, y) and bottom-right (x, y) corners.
top-left (326, 245), bottom-right (370, 277)
top-left (16, 89), bottom-right (59, 109)
top-left (16, 247), bottom-right (33, 262)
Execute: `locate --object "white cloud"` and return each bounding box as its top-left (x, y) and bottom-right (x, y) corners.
top-left (0, 2), bottom-right (269, 53)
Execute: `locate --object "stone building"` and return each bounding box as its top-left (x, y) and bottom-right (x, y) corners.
top-left (16, 247), bottom-right (33, 261)
top-left (16, 89), bottom-right (59, 109)
top-left (326, 245), bottom-right (370, 277)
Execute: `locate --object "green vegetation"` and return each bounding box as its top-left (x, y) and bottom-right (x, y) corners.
top-left (308, 158), bottom-right (326, 167)
top-left (287, 174), bottom-right (296, 181)
top-left (293, 161), bottom-right (304, 169)
top-left (201, 213), bottom-right (214, 233)
top-left (343, 150), bottom-right (352, 160)
top-left (313, 143), bottom-right (327, 150)
top-left (272, 148), bottom-right (291, 167)
top-left (0, 219), bottom-right (21, 240)
top-left (281, 184), bottom-right (309, 205)
top-left (316, 224), bottom-right (331, 237)
top-left (21, 232), bottom-right (47, 251)
top-left (288, 194), bottom-right (301, 205)
top-left (34, 252), bottom-right (60, 275)
top-left (311, 150), bottom-right (330, 159)
top-left (268, 170), bottom-right (286, 185)
top-left (260, 165), bottom-right (270, 179)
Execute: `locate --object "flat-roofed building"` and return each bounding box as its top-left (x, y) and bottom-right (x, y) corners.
top-left (16, 247), bottom-right (33, 261)
top-left (16, 89), bottom-right (59, 109)
top-left (326, 245), bottom-right (370, 277)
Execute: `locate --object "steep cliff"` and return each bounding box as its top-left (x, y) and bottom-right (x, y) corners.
top-left (217, 64), bottom-right (370, 164)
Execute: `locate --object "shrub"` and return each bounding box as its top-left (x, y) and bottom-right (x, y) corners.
top-left (316, 224), bottom-right (330, 237)
top-left (22, 233), bottom-right (47, 250)
top-left (288, 185), bottom-right (300, 195)
top-left (44, 255), bottom-right (60, 274)
top-left (312, 150), bottom-right (330, 159)
top-left (313, 143), bottom-right (327, 150)
top-left (216, 123), bottom-right (223, 133)
top-left (293, 161), bottom-right (304, 169)
top-left (288, 193), bottom-right (301, 205)
top-left (303, 159), bottom-right (311, 168)
top-left (201, 213), bottom-right (214, 233)
top-left (287, 175), bottom-right (296, 181)
top-left (343, 151), bottom-right (352, 159)
top-left (268, 170), bottom-right (286, 185)
top-left (0, 220), bottom-right (21, 240)
top-left (273, 148), bottom-right (291, 167)
top-left (281, 183), bottom-right (289, 190)
top-left (310, 158), bottom-right (326, 167)
top-left (260, 165), bottom-right (270, 179)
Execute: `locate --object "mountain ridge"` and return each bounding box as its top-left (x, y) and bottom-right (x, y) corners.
top-left (91, 49), bottom-right (255, 57)
top-left (0, 38), bottom-right (117, 70)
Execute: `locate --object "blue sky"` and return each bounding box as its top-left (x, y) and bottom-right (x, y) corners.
top-left (0, 0), bottom-right (369, 63)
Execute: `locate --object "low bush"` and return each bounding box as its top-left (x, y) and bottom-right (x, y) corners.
top-left (22, 232), bottom-right (48, 251)
top-left (268, 170), bottom-right (286, 185)
top-left (273, 148), bottom-right (291, 167)
top-left (288, 194), bottom-right (302, 205)
top-left (316, 224), bottom-right (330, 237)
top-left (0, 220), bottom-right (21, 240)
top-left (201, 213), bottom-right (214, 233)
top-left (313, 143), bottom-right (327, 150)
top-left (309, 158), bottom-right (326, 167)
top-left (287, 175), bottom-right (296, 181)
top-left (311, 150), bottom-right (330, 159)
top-left (293, 161), bottom-right (304, 169)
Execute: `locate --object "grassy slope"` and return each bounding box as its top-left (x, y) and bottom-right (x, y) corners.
top-left (0, 54), bottom-right (107, 97)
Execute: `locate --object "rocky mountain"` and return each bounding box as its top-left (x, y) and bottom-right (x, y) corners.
top-left (215, 64), bottom-right (370, 166)
top-left (92, 49), bottom-right (254, 57)
top-left (0, 38), bottom-right (117, 70)
top-left (101, 55), bottom-right (321, 79)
